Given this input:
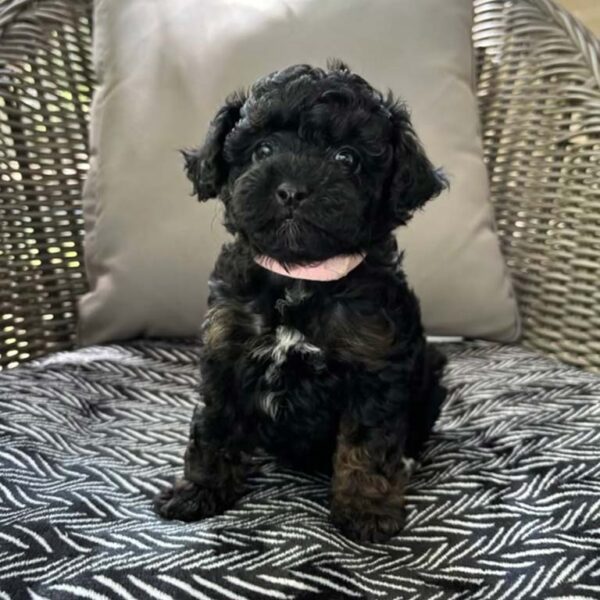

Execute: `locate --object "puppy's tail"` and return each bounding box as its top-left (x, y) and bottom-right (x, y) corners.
top-left (426, 342), bottom-right (448, 380)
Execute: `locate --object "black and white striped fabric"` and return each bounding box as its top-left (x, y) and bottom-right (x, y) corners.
top-left (1, 340), bottom-right (599, 599)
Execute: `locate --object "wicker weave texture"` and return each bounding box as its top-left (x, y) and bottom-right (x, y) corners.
top-left (0, 0), bottom-right (92, 368)
top-left (474, 0), bottom-right (600, 371)
top-left (0, 0), bottom-right (599, 370)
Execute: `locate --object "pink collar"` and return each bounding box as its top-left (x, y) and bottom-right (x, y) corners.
top-left (254, 253), bottom-right (365, 281)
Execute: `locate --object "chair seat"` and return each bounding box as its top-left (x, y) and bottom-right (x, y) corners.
top-left (1, 340), bottom-right (599, 598)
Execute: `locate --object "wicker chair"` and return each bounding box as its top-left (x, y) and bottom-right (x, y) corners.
top-left (0, 0), bottom-right (599, 371)
top-left (1, 5), bottom-right (600, 596)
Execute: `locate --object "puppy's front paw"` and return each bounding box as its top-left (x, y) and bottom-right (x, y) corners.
top-left (331, 502), bottom-right (406, 543)
top-left (154, 479), bottom-right (224, 522)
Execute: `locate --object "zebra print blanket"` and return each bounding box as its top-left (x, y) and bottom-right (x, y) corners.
top-left (1, 340), bottom-right (599, 599)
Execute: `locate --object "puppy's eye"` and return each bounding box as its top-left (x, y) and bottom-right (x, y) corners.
top-left (252, 142), bottom-right (274, 162)
top-left (334, 149), bottom-right (359, 171)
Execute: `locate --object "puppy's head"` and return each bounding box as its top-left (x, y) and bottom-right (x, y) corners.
top-left (183, 60), bottom-right (446, 265)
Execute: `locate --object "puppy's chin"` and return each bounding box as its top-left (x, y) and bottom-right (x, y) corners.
top-left (247, 219), bottom-right (360, 266)
top-left (277, 218), bottom-right (304, 253)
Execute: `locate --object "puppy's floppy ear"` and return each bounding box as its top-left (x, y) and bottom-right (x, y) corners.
top-left (384, 98), bottom-right (447, 226)
top-left (182, 91), bottom-right (245, 201)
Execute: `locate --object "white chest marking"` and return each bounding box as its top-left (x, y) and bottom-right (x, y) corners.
top-left (254, 326), bottom-right (321, 418)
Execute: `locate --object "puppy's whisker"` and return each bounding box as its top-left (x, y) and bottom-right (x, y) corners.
top-left (299, 213), bottom-right (351, 247)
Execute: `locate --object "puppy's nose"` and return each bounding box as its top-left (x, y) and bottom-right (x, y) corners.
top-left (276, 182), bottom-right (309, 206)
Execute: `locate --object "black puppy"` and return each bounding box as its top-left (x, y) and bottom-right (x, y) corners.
top-left (155, 60), bottom-right (447, 543)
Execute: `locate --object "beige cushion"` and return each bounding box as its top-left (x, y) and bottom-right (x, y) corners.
top-left (79, 0), bottom-right (520, 345)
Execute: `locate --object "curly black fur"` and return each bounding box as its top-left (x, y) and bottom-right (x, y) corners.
top-left (155, 60), bottom-right (448, 543)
